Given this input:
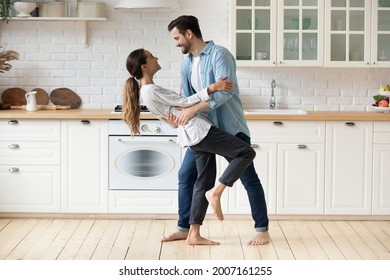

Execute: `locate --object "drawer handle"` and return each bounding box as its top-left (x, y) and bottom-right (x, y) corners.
top-left (80, 120), bottom-right (91, 125)
top-left (8, 120), bottom-right (19, 125)
top-left (9, 167), bottom-right (20, 173)
top-left (297, 144), bottom-right (308, 149)
top-left (273, 121), bottom-right (284, 126)
top-left (9, 144), bottom-right (20, 149)
top-left (345, 122), bottom-right (355, 127)
top-left (251, 144), bottom-right (260, 149)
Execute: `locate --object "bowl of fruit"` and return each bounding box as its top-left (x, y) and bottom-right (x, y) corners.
top-left (372, 86), bottom-right (390, 113)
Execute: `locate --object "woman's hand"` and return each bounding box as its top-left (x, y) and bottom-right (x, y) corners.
top-left (207, 76), bottom-right (233, 94)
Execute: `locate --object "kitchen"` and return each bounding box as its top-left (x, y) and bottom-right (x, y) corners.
top-left (0, 0), bottom-right (390, 269)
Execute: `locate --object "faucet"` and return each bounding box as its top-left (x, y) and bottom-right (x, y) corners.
top-left (270, 79), bottom-right (276, 110)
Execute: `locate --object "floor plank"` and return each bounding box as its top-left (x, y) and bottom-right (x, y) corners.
top-left (0, 218), bottom-right (389, 260)
top-left (56, 219), bottom-right (95, 260)
top-left (321, 221), bottom-right (361, 260)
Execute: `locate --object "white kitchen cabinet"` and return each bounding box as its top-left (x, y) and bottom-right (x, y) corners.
top-left (221, 143), bottom-right (277, 214)
top-left (231, 0), bottom-right (324, 67)
top-left (325, 0), bottom-right (390, 67)
top-left (61, 120), bottom-right (108, 213)
top-left (372, 121), bottom-right (390, 214)
top-left (227, 120), bottom-right (325, 215)
top-left (0, 119), bottom-right (61, 212)
top-left (277, 143), bottom-right (325, 214)
top-left (325, 121), bottom-right (373, 214)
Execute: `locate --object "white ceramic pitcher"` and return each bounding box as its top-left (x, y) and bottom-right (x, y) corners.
top-left (25, 91), bottom-right (38, 112)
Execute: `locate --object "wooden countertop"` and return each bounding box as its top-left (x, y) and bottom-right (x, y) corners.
top-left (1, 109), bottom-right (390, 121)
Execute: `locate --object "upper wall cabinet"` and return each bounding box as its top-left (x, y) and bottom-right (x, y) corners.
top-left (231, 0), bottom-right (390, 67)
top-left (231, 0), bottom-right (324, 67)
top-left (325, 0), bottom-right (369, 67)
top-left (325, 0), bottom-right (390, 67)
top-left (324, 0), bottom-right (390, 67)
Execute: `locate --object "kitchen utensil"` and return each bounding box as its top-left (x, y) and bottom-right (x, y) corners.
top-left (32, 88), bottom-right (50, 105)
top-left (13, 2), bottom-right (36, 17)
top-left (39, 2), bottom-right (66, 17)
top-left (50, 88), bottom-right (82, 109)
top-left (11, 105), bottom-right (71, 110)
top-left (25, 90), bottom-right (38, 111)
top-left (1, 87), bottom-right (27, 106)
top-left (78, 2), bottom-right (106, 18)
top-left (0, 104), bottom-right (11, 110)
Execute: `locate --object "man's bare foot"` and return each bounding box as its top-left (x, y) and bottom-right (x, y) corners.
top-left (247, 231), bottom-right (270, 246)
top-left (186, 235), bottom-right (220, 246)
top-left (161, 230), bottom-right (188, 242)
top-left (205, 190), bottom-right (224, 221)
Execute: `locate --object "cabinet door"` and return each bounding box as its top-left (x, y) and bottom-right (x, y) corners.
top-left (232, 0), bottom-right (277, 66)
top-left (278, 0), bottom-right (324, 66)
top-left (325, 121), bottom-right (373, 214)
top-left (226, 143), bottom-right (277, 214)
top-left (61, 120), bottom-right (108, 213)
top-left (277, 143), bottom-right (325, 214)
top-left (371, 0), bottom-right (390, 67)
top-left (0, 166), bottom-right (60, 212)
top-left (325, 0), bottom-right (370, 67)
top-left (372, 145), bottom-right (390, 214)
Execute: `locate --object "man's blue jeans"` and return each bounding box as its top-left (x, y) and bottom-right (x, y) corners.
top-left (177, 132), bottom-right (269, 232)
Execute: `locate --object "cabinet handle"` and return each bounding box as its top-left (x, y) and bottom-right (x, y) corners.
top-left (273, 121), bottom-right (284, 126)
top-left (251, 144), bottom-right (260, 149)
top-left (9, 167), bottom-right (20, 173)
top-left (8, 120), bottom-right (19, 125)
top-left (297, 144), bottom-right (308, 149)
top-left (8, 144), bottom-right (20, 149)
top-left (345, 122), bottom-right (355, 127)
top-left (80, 120), bottom-right (91, 125)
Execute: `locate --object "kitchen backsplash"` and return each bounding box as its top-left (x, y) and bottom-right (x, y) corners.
top-left (1, 0), bottom-right (389, 111)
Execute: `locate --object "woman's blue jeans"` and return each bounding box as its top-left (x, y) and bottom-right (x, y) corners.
top-left (177, 132), bottom-right (269, 232)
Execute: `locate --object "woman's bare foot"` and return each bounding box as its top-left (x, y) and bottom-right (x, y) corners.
top-left (205, 190), bottom-right (224, 221)
top-left (161, 230), bottom-right (188, 242)
top-left (247, 231), bottom-right (270, 246)
top-left (187, 235), bottom-right (220, 245)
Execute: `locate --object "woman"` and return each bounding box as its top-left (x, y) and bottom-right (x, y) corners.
top-left (123, 48), bottom-right (255, 245)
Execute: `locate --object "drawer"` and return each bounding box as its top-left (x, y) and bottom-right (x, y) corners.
top-left (0, 142), bottom-right (60, 165)
top-left (247, 121), bottom-right (325, 143)
top-left (109, 191), bottom-right (178, 213)
top-left (374, 121), bottom-right (390, 132)
top-left (374, 122), bottom-right (390, 144)
top-left (0, 120), bottom-right (60, 141)
top-left (0, 166), bottom-right (60, 212)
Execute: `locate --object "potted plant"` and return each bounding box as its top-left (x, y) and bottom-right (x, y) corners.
top-left (0, 44), bottom-right (19, 72)
top-left (1, 0), bottom-right (13, 22)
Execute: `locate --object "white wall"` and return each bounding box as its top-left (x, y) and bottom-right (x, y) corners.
top-left (1, 0), bottom-right (389, 111)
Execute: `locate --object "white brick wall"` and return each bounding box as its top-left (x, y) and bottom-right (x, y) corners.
top-left (1, 0), bottom-right (389, 111)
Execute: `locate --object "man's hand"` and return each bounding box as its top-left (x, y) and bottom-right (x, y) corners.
top-left (162, 113), bottom-right (178, 128)
top-left (174, 107), bottom-right (196, 126)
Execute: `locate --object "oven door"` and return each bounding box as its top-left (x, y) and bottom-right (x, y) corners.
top-left (109, 136), bottom-right (181, 190)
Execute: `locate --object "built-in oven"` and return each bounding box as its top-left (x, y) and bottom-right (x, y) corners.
top-left (108, 115), bottom-right (181, 190)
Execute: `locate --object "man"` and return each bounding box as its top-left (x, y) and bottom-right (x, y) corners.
top-left (162, 15), bottom-right (270, 246)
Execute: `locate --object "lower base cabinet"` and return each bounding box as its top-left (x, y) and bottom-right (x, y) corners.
top-left (0, 166), bottom-right (60, 212)
top-left (61, 120), bottom-right (108, 213)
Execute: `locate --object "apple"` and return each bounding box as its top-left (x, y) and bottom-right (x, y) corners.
top-left (378, 99), bottom-right (389, 107)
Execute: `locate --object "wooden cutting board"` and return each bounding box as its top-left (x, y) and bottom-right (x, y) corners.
top-left (32, 88), bottom-right (50, 105)
top-left (1, 87), bottom-right (27, 106)
top-left (50, 88), bottom-right (81, 109)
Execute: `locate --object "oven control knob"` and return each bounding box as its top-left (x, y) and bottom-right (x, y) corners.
top-left (141, 124), bottom-right (149, 132)
top-left (154, 126), bottom-right (161, 133)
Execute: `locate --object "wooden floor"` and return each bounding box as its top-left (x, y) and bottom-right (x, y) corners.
top-left (0, 218), bottom-right (389, 260)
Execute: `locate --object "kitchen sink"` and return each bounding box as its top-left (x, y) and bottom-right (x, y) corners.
top-left (244, 109), bottom-right (308, 115)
